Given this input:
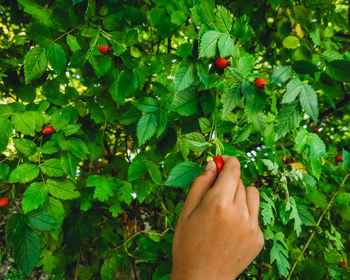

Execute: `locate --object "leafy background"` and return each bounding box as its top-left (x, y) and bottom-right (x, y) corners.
top-left (0, 0), bottom-right (350, 279)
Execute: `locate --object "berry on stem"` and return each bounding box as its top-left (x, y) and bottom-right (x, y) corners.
top-left (213, 156), bottom-right (224, 173)
top-left (98, 45), bottom-right (109, 55)
top-left (311, 126), bottom-right (319, 133)
top-left (215, 58), bottom-right (231, 69)
top-left (339, 261), bottom-right (349, 270)
top-left (255, 78), bottom-right (267, 90)
top-left (0, 197), bottom-right (9, 207)
top-left (42, 125), bottom-right (55, 135)
top-left (335, 155), bottom-right (343, 162)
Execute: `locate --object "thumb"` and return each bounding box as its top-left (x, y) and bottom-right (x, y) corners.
top-left (181, 161), bottom-right (217, 218)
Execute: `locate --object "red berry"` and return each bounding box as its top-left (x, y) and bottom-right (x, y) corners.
top-left (215, 58), bottom-right (230, 69)
top-left (335, 155), bottom-right (343, 162)
top-left (42, 125), bottom-right (55, 135)
top-left (255, 78), bottom-right (267, 90)
top-left (339, 261), bottom-right (349, 270)
top-left (98, 45), bottom-right (109, 55)
top-left (213, 156), bottom-right (224, 173)
top-left (0, 197), bottom-right (9, 207)
top-left (312, 126), bottom-right (319, 133)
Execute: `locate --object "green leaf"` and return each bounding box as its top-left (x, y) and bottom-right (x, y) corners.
top-left (326, 60), bottom-right (350, 82)
top-left (171, 88), bottom-right (199, 116)
top-left (145, 160), bottom-right (163, 185)
top-left (14, 228), bottom-right (40, 276)
top-left (182, 132), bottom-right (207, 152)
top-left (174, 59), bottom-right (194, 92)
top-left (343, 149), bottom-right (350, 170)
top-left (11, 111), bottom-right (37, 136)
top-left (199, 118), bottom-right (211, 133)
top-left (47, 179), bottom-right (80, 200)
top-left (42, 197), bottom-right (65, 226)
top-left (275, 101), bottom-right (301, 139)
top-left (87, 54), bottom-right (112, 78)
top-left (270, 241), bottom-right (290, 277)
top-left (134, 97), bottom-right (159, 113)
top-left (282, 79), bottom-right (302, 104)
top-left (238, 55), bottom-right (254, 78)
top-left (50, 108), bottom-right (71, 131)
top-left (41, 139), bottom-right (59, 155)
top-left (67, 138), bottom-right (89, 160)
top-left (66, 34), bottom-right (81, 52)
top-left (215, 6), bottom-right (232, 33)
top-left (86, 175), bottom-right (119, 202)
top-left (40, 159), bottom-right (65, 177)
top-left (0, 163), bottom-right (10, 180)
top-left (310, 27), bottom-right (321, 46)
top-left (165, 162), bottom-right (203, 187)
top-left (136, 114), bottom-right (157, 145)
top-left (261, 202), bottom-right (275, 225)
top-left (217, 34), bottom-right (236, 57)
top-left (299, 83), bottom-right (318, 121)
top-left (23, 47), bottom-right (47, 84)
top-left (117, 181), bottom-right (133, 205)
top-left (47, 43), bottom-right (66, 75)
top-left (13, 138), bottom-right (37, 157)
top-left (271, 65), bottom-right (291, 84)
top-left (27, 210), bottom-right (57, 231)
top-left (9, 163), bottom-right (40, 184)
top-left (22, 182), bottom-right (48, 214)
top-left (61, 152), bottom-right (77, 179)
top-left (109, 201), bottom-right (122, 217)
top-left (282, 36), bottom-right (300, 49)
top-left (286, 197), bottom-right (302, 236)
top-left (128, 159), bottom-right (147, 181)
top-left (0, 119), bottom-right (13, 153)
top-left (156, 111), bottom-right (168, 138)
top-left (199, 30), bottom-right (222, 58)
top-left (18, 0), bottom-right (53, 27)
top-left (110, 70), bottom-right (138, 103)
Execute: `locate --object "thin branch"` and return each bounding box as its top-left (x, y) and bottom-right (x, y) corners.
top-left (286, 172), bottom-right (350, 280)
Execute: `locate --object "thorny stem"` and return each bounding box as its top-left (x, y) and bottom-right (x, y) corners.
top-left (286, 172), bottom-right (350, 280)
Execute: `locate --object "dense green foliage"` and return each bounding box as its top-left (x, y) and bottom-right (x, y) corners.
top-left (0, 0), bottom-right (350, 279)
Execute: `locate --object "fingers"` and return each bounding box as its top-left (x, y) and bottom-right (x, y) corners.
top-left (233, 180), bottom-right (247, 208)
top-left (245, 186), bottom-right (260, 223)
top-left (181, 161), bottom-right (217, 218)
top-left (211, 156), bottom-right (241, 200)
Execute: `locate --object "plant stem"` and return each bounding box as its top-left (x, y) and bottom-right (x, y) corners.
top-left (286, 172), bottom-right (350, 280)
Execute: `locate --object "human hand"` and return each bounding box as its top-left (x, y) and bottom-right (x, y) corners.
top-left (171, 156), bottom-right (264, 280)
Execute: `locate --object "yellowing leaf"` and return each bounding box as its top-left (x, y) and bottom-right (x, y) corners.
top-left (295, 24), bottom-right (304, 38)
top-left (289, 162), bottom-right (307, 174)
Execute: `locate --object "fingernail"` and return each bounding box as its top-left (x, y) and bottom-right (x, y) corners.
top-left (205, 161), bottom-right (215, 171)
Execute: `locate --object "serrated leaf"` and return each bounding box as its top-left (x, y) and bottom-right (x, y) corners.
top-left (221, 82), bottom-right (242, 118)
top-left (40, 159), bottom-right (65, 178)
top-left (165, 162), bottom-right (203, 187)
top-left (11, 111), bottom-right (36, 136)
top-left (271, 65), bottom-right (291, 84)
top-left (199, 30), bottom-right (222, 58)
top-left (145, 160), bottom-right (162, 185)
top-left (24, 47), bottom-right (47, 84)
top-left (270, 241), bottom-right (290, 277)
top-left (134, 97), bottom-right (159, 113)
top-left (156, 111), bottom-right (167, 138)
top-left (215, 6), bottom-right (232, 33)
top-left (282, 79), bottom-right (302, 104)
top-left (343, 149), bottom-right (350, 170)
top-left (27, 210), bottom-right (57, 231)
top-left (171, 88), bottom-right (199, 116)
top-left (22, 182), bottom-right (48, 214)
top-left (218, 34), bottom-right (236, 57)
top-left (87, 54), bottom-right (112, 78)
top-left (86, 175), bottom-right (119, 202)
top-left (238, 55), bottom-right (254, 78)
top-left (13, 138), bottom-right (37, 157)
top-left (128, 159), bottom-right (147, 181)
top-left (174, 59), bottom-right (194, 92)
top-left (47, 179), bottom-right (80, 200)
top-left (67, 138), bottom-right (89, 160)
top-left (66, 34), bottom-right (81, 52)
top-left (137, 114), bottom-right (157, 145)
top-left (47, 43), bottom-right (66, 75)
top-left (199, 118), bottom-right (211, 133)
top-left (326, 60), bottom-right (350, 82)
top-left (9, 163), bottom-right (40, 184)
top-left (275, 101), bottom-right (301, 139)
top-left (182, 132), bottom-right (207, 152)
top-left (299, 83), bottom-right (318, 121)
top-left (61, 152), bottom-right (77, 179)
top-left (110, 70), bottom-right (138, 103)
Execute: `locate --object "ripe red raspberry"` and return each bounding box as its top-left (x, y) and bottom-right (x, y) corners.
top-left (312, 126), bottom-right (319, 133)
top-left (255, 78), bottom-right (267, 90)
top-left (215, 58), bottom-right (231, 69)
top-left (335, 155), bottom-right (343, 162)
top-left (213, 156), bottom-right (224, 173)
top-left (42, 125), bottom-right (55, 135)
top-left (98, 45), bottom-right (109, 55)
top-left (0, 197), bottom-right (9, 207)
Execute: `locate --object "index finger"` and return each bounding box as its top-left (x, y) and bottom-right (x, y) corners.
top-left (211, 156), bottom-right (241, 200)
